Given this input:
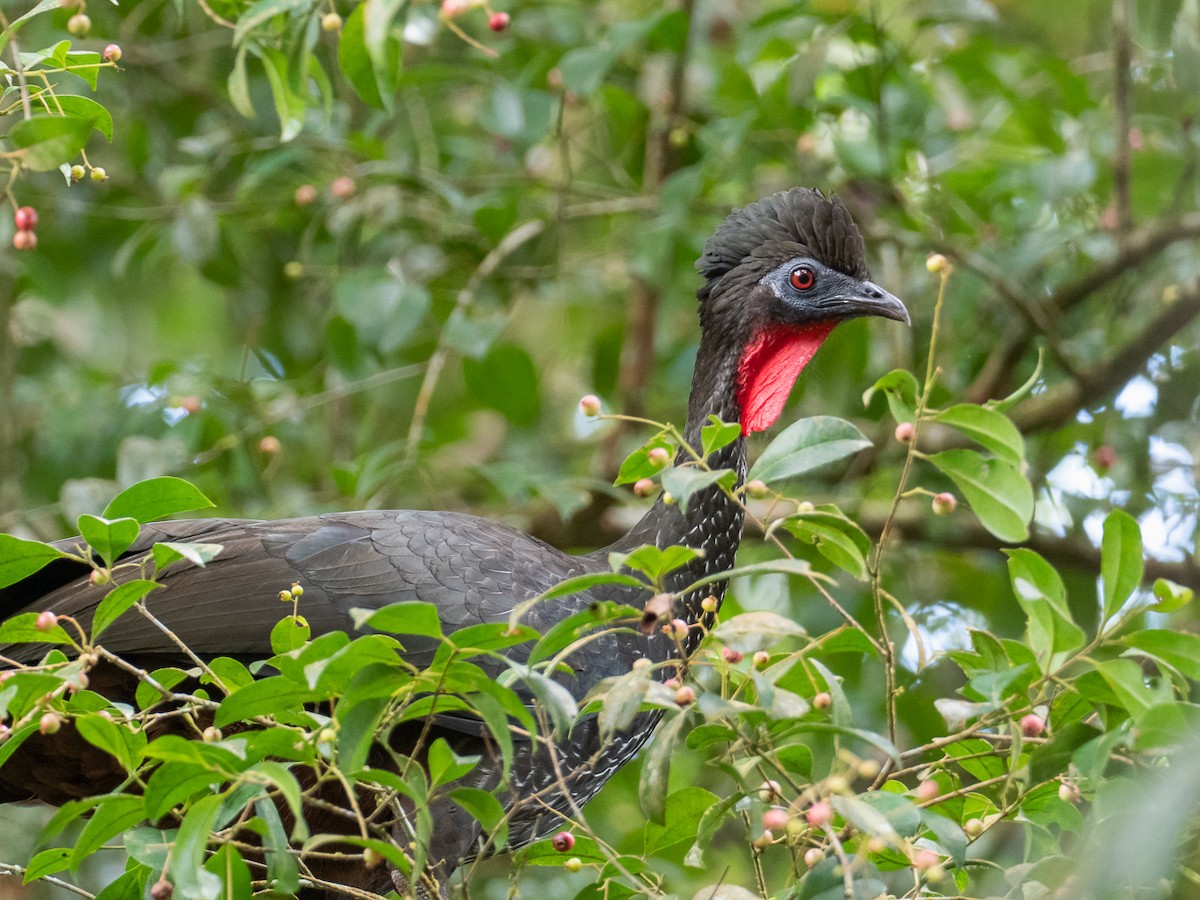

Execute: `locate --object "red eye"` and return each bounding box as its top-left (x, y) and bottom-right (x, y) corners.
top-left (789, 266), bottom-right (816, 291)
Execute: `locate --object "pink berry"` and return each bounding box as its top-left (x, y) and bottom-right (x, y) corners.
top-left (150, 879), bottom-right (173, 900)
top-left (551, 831), bottom-right (574, 852)
top-left (752, 829), bottom-right (774, 848)
top-left (35, 611), bottom-right (58, 632)
top-left (294, 184), bottom-right (318, 206)
top-left (662, 617), bottom-right (689, 639)
top-left (1020, 714), bottom-right (1045, 738)
top-left (1093, 445), bottom-right (1117, 472)
top-left (914, 779), bottom-right (939, 801)
top-left (757, 780), bottom-right (781, 801)
top-left (745, 479), bottom-right (769, 499)
top-left (259, 435), bottom-right (282, 455)
top-left (441, 0), bottom-right (470, 15)
top-left (12, 230), bottom-right (37, 251)
top-left (931, 492), bottom-right (957, 515)
top-left (14, 206), bottom-right (37, 231)
top-left (803, 847), bottom-right (823, 868)
top-left (805, 800), bottom-right (832, 827)
top-left (1058, 782), bottom-right (1081, 804)
top-left (762, 808), bottom-right (789, 831)
top-left (633, 478), bottom-right (656, 497)
top-left (39, 712), bottom-right (62, 734)
top-left (894, 421), bottom-right (915, 443)
top-left (674, 685), bottom-right (696, 706)
top-left (721, 646), bottom-right (743, 664)
top-left (103, 44), bottom-right (122, 63)
top-left (578, 394), bottom-right (601, 416)
top-left (330, 175), bottom-right (356, 198)
top-left (913, 848), bottom-right (940, 869)
top-left (488, 11), bottom-right (510, 31)
top-left (647, 446), bottom-right (670, 468)
top-left (812, 691), bottom-right (832, 711)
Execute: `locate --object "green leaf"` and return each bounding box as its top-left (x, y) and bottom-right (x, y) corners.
top-left (1125, 630), bottom-right (1200, 680)
top-left (0, 534), bottom-right (66, 590)
top-left (987, 350), bottom-right (1043, 412)
top-left (617, 544), bottom-right (701, 583)
top-left (54, 94), bottom-right (113, 141)
top-left (711, 611), bottom-right (806, 653)
top-left (930, 403), bottom-right (1024, 465)
top-left (927, 449), bottom-right (1033, 542)
top-left (71, 795), bottom-right (146, 870)
top-left (204, 845), bottom-right (252, 900)
top-left (615, 434), bottom-right (676, 485)
top-left (660, 467), bottom-right (736, 513)
top-left (214, 676), bottom-right (318, 727)
top-left (351, 601), bottom-right (443, 638)
top-left (701, 416), bottom-right (741, 458)
top-left (639, 710), bottom-right (690, 824)
top-left (338, 3), bottom-right (384, 107)
top-left (427, 737), bottom-right (479, 788)
top-left (172, 794), bottom-right (224, 900)
top-left (8, 114), bottom-right (91, 171)
top-left (152, 541), bottom-right (223, 570)
top-left (451, 786), bottom-right (508, 848)
top-left (76, 712), bottom-right (145, 773)
top-left (260, 46), bottom-right (307, 142)
top-left (270, 615), bottom-right (310, 654)
top-left (1004, 549), bottom-right (1085, 662)
top-left (1094, 658), bottom-right (1158, 715)
top-left (0, 612), bottom-right (73, 646)
top-left (863, 369), bottom-right (919, 422)
top-left (103, 477), bottom-right (214, 523)
top-left (64, 51), bottom-right (102, 90)
top-left (1149, 578), bottom-right (1194, 613)
top-left (748, 416), bottom-right (872, 484)
top-left (76, 514), bottom-right (139, 567)
top-left (1101, 509), bottom-right (1143, 620)
top-left (227, 45), bottom-right (256, 118)
top-left (22, 847), bottom-right (72, 883)
top-left (94, 867), bottom-right (150, 900)
top-left (777, 505), bottom-right (871, 580)
top-left (233, 0), bottom-right (314, 44)
top-left (93, 579), bottom-right (162, 639)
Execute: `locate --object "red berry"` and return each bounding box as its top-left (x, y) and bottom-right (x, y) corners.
top-left (805, 800), bottom-right (832, 827)
top-left (1020, 714), bottom-right (1045, 738)
top-left (932, 492), bottom-right (957, 515)
top-left (488, 11), bottom-right (510, 31)
top-left (330, 175), bottom-right (356, 198)
top-left (721, 646), bottom-right (743, 664)
top-left (762, 808), bottom-right (789, 831)
top-left (1093, 444), bottom-right (1117, 472)
top-left (12, 230), bottom-right (37, 251)
top-left (35, 611), bottom-right (58, 632)
top-left (578, 394), bottom-right (601, 416)
top-left (103, 44), bottom-right (122, 63)
top-left (812, 691), bottom-right (832, 711)
top-left (14, 206), bottom-right (38, 231)
top-left (551, 831), bottom-right (575, 852)
top-left (894, 421), bottom-right (915, 443)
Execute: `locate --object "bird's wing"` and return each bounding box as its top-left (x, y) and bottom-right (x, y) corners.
top-left (1, 511), bottom-right (592, 671)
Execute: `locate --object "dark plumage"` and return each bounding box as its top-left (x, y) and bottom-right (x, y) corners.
top-left (0, 188), bottom-right (907, 899)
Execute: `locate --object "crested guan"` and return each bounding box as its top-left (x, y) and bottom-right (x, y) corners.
top-left (0, 187), bottom-right (907, 898)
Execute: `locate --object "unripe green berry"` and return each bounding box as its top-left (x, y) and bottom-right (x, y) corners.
top-left (67, 13), bottom-right (91, 36)
top-left (90, 167), bottom-right (108, 182)
top-left (70, 164), bottom-right (86, 182)
top-left (321, 12), bottom-right (343, 31)
top-left (563, 857), bottom-right (582, 873)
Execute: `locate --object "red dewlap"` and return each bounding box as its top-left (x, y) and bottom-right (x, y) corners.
top-left (737, 321), bottom-right (836, 435)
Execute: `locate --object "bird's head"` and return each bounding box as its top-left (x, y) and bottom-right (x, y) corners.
top-left (696, 187), bottom-right (909, 435)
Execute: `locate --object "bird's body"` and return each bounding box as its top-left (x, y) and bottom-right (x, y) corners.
top-left (0, 188), bottom-right (907, 898)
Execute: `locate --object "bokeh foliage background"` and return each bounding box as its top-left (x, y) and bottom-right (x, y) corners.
top-left (2, 0), bottom-right (1200, 897)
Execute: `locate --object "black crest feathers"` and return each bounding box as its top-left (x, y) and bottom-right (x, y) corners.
top-left (696, 188), bottom-right (869, 298)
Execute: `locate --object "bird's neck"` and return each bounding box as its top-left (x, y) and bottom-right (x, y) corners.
top-left (611, 329), bottom-right (749, 633)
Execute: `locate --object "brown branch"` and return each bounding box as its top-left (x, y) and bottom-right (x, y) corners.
top-left (855, 505), bottom-right (1200, 593)
top-left (1113, 0), bottom-right (1134, 236)
top-left (1008, 282), bottom-right (1200, 434)
top-left (965, 214), bottom-right (1200, 403)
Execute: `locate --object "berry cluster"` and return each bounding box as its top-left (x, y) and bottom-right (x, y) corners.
top-left (12, 206), bottom-right (38, 251)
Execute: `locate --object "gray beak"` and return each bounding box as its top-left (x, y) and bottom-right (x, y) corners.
top-left (845, 281), bottom-right (910, 326)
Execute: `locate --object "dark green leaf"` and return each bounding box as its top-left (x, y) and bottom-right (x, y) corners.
top-left (76, 514), bottom-right (139, 567)
top-left (1101, 509), bottom-right (1143, 620)
top-left (701, 416), bottom-right (741, 458)
top-left (9, 114), bottom-right (91, 171)
top-left (930, 403), bottom-right (1024, 465)
top-left (660, 467), bottom-right (736, 513)
top-left (639, 710), bottom-right (690, 824)
top-left (54, 94), bottom-right (114, 141)
top-left (93, 579), bottom-right (162, 639)
top-left (352, 601), bottom-right (443, 638)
